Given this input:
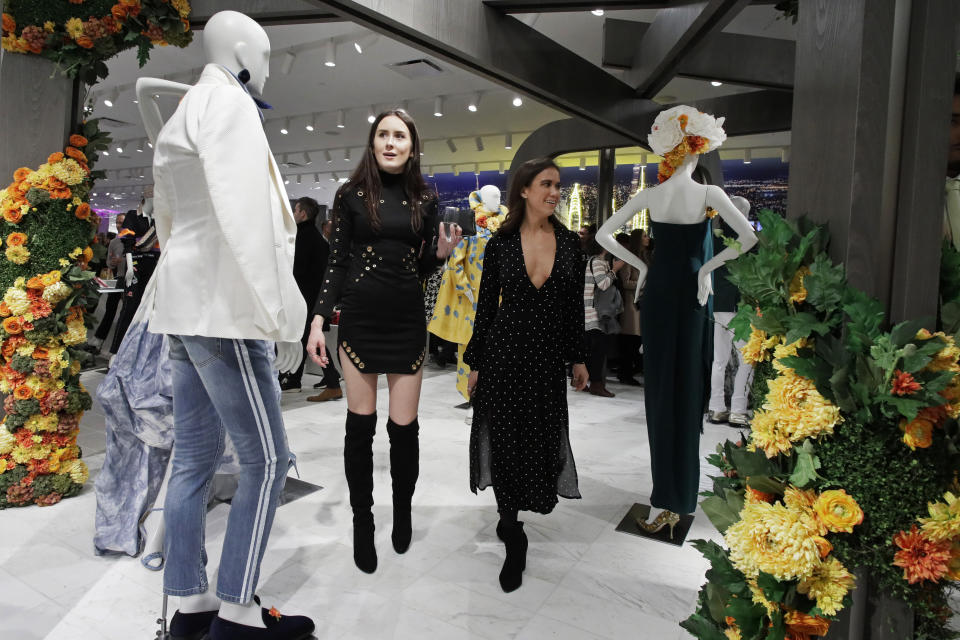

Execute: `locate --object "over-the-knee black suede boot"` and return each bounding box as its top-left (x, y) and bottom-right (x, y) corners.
top-left (387, 417), bottom-right (419, 554)
top-left (344, 410), bottom-right (377, 573)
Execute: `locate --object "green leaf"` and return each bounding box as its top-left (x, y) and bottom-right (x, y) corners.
top-left (804, 253), bottom-right (846, 312)
top-left (701, 489), bottom-right (746, 534)
top-left (753, 306), bottom-right (787, 336)
top-left (942, 301), bottom-right (960, 335)
top-left (726, 595), bottom-right (767, 639)
top-left (782, 312), bottom-right (832, 343)
top-left (729, 444), bottom-right (779, 477)
top-left (789, 440), bottom-right (823, 487)
top-left (746, 475), bottom-right (787, 496)
top-left (885, 396), bottom-right (927, 421)
top-left (705, 583), bottom-right (731, 625)
top-left (764, 609), bottom-right (787, 640)
top-left (756, 572), bottom-right (789, 603)
top-left (730, 303), bottom-right (754, 341)
top-left (890, 319), bottom-right (928, 347)
top-left (680, 613), bottom-right (728, 640)
top-left (900, 343), bottom-right (933, 372)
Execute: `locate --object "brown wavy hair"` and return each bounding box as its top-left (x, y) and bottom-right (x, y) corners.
top-left (499, 157), bottom-right (562, 236)
top-left (336, 109), bottom-right (430, 231)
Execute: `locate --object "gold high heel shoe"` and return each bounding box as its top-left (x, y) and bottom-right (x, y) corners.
top-left (637, 510), bottom-right (681, 538)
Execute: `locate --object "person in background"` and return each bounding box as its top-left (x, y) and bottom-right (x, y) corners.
top-left (615, 233), bottom-right (642, 386)
top-left (91, 213), bottom-right (127, 351)
top-left (308, 215), bottom-right (344, 401)
top-left (583, 235), bottom-right (624, 397)
top-left (280, 197), bottom-right (328, 392)
top-left (944, 75), bottom-right (960, 248)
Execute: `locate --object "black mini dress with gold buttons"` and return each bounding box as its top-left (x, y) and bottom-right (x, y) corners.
top-left (313, 171), bottom-right (439, 374)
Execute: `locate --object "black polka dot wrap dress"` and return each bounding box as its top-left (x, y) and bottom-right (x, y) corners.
top-left (313, 171), bottom-right (439, 373)
top-left (463, 222), bottom-right (586, 514)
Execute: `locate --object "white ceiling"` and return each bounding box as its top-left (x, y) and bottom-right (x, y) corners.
top-left (88, 5), bottom-right (795, 213)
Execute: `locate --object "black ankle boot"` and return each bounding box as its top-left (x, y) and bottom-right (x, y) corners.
top-left (344, 411), bottom-right (377, 573)
top-left (496, 520), bottom-right (527, 593)
top-left (387, 417), bottom-right (419, 554)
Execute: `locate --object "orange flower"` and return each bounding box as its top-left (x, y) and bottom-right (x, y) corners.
top-left (65, 146), bottom-right (87, 163)
top-left (3, 208), bottom-right (22, 224)
top-left (0, 302), bottom-right (10, 318)
top-left (901, 417), bottom-right (934, 450)
top-left (813, 535), bottom-right (833, 558)
top-left (111, 5), bottom-right (128, 20)
top-left (785, 611), bottom-right (830, 637)
top-left (7, 232), bottom-right (27, 246)
top-left (918, 405), bottom-right (948, 427)
top-left (13, 385), bottom-right (32, 400)
top-left (45, 176), bottom-right (67, 190)
top-left (893, 525), bottom-right (951, 584)
top-left (2, 317), bottom-right (23, 335)
top-left (83, 247), bottom-right (93, 261)
top-left (50, 187), bottom-right (72, 200)
top-left (67, 307), bottom-right (84, 323)
top-left (69, 134), bottom-right (88, 148)
top-left (813, 489), bottom-right (864, 533)
top-left (75, 203), bottom-right (91, 220)
top-left (891, 369), bottom-right (921, 395)
top-left (120, 0), bottom-right (142, 17)
top-left (75, 35), bottom-right (94, 49)
top-left (745, 486), bottom-right (775, 503)
top-left (26, 276), bottom-right (44, 290)
top-left (2, 13), bottom-right (15, 34)
top-left (678, 114), bottom-right (689, 131)
top-left (29, 299), bottom-right (51, 318)
top-left (13, 167), bottom-right (31, 182)
top-left (47, 152), bottom-right (64, 164)
top-left (32, 346), bottom-right (48, 359)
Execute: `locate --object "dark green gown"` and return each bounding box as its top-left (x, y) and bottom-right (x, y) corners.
top-left (641, 219), bottom-right (713, 515)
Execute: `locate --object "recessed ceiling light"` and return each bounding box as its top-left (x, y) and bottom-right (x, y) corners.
top-left (512, 95), bottom-right (523, 107)
top-left (591, 9), bottom-right (604, 16)
top-left (711, 81), bottom-right (723, 87)
top-left (324, 40), bottom-right (336, 67)
top-left (354, 41), bottom-right (362, 54)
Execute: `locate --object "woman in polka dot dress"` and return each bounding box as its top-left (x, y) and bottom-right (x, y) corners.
top-left (306, 110), bottom-right (461, 574)
top-left (464, 157), bottom-right (589, 593)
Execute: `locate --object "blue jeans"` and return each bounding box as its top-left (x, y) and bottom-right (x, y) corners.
top-left (163, 335), bottom-right (288, 604)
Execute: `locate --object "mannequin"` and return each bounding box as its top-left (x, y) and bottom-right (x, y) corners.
top-left (428, 184), bottom-right (508, 399)
top-left (139, 10), bottom-right (313, 640)
top-left (597, 106), bottom-right (756, 537)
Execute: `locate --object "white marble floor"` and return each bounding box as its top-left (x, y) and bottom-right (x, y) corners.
top-left (0, 366), bottom-right (741, 640)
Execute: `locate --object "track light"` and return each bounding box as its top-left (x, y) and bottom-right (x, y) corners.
top-left (427, 166), bottom-right (434, 177)
top-left (137, 139), bottom-right (144, 152)
top-left (284, 178), bottom-right (290, 185)
top-left (711, 80), bottom-right (723, 87)
top-left (433, 96), bottom-right (444, 117)
top-left (367, 106), bottom-right (376, 124)
top-left (281, 153), bottom-right (289, 168)
top-left (467, 93), bottom-right (480, 112)
top-left (579, 157), bottom-right (586, 170)
top-left (446, 138), bottom-right (457, 153)
top-left (297, 175), bottom-right (302, 184)
top-left (781, 147), bottom-right (790, 163)
top-left (306, 114), bottom-right (316, 132)
top-left (324, 40), bottom-right (336, 67)
top-left (102, 150), bottom-right (109, 156)
top-left (354, 41), bottom-right (362, 54)
top-left (280, 118), bottom-right (289, 135)
top-left (314, 173), bottom-right (320, 183)
top-left (325, 150), bottom-right (333, 164)
top-left (475, 137), bottom-right (484, 152)
top-left (344, 148), bottom-right (352, 162)
top-left (499, 162), bottom-right (505, 175)
top-left (504, 133), bottom-right (512, 150)
top-left (115, 144), bottom-right (123, 154)
top-left (474, 164), bottom-right (480, 176)
top-left (332, 172), bottom-right (340, 181)
top-left (591, 9), bottom-right (604, 16)
top-left (336, 110), bottom-right (345, 128)
top-left (453, 166), bottom-right (460, 177)
top-left (104, 88), bottom-right (118, 108)
top-left (512, 95), bottom-right (523, 107)
top-left (147, 141), bottom-right (153, 149)
top-left (743, 149), bottom-right (752, 164)
top-left (303, 151), bottom-right (313, 165)
top-left (280, 51), bottom-right (296, 75)
top-left (641, 153), bottom-right (648, 165)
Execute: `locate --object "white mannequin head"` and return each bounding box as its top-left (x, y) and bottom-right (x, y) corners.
top-left (730, 195), bottom-right (750, 217)
top-left (202, 11), bottom-right (271, 96)
top-left (479, 184), bottom-right (501, 212)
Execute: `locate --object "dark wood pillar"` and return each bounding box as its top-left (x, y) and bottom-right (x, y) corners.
top-left (597, 148), bottom-right (616, 224)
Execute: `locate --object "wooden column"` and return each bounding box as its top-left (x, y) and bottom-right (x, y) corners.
top-left (0, 52), bottom-right (75, 183)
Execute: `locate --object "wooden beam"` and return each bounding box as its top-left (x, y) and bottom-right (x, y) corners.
top-left (604, 17), bottom-right (794, 89)
top-left (483, 0), bottom-right (703, 11)
top-left (623, 0), bottom-right (752, 97)
top-left (189, 0), bottom-right (340, 26)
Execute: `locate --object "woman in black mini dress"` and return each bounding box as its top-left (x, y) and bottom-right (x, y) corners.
top-left (464, 158), bottom-right (589, 592)
top-left (307, 110), bottom-right (461, 573)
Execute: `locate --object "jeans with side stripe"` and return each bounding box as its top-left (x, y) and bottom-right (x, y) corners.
top-left (163, 335), bottom-right (288, 604)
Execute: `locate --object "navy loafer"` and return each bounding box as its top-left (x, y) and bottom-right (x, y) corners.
top-left (170, 609), bottom-right (218, 640)
top-left (207, 606), bottom-right (314, 640)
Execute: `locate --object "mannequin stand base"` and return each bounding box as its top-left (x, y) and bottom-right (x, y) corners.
top-left (454, 401), bottom-right (471, 409)
top-left (209, 475), bottom-right (322, 507)
top-left (615, 503), bottom-right (694, 547)
top-left (279, 477), bottom-right (323, 506)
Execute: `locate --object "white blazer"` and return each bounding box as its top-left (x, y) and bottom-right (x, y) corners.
top-left (148, 64), bottom-right (306, 342)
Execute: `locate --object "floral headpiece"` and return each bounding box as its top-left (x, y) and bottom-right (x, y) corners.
top-left (648, 106), bottom-right (726, 183)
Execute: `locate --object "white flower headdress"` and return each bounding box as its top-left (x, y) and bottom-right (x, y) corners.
top-left (647, 105), bottom-right (727, 157)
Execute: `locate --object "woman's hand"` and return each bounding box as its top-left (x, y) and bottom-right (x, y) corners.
top-left (571, 363), bottom-right (588, 391)
top-left (306, 316), bottom-right (329, 367)
top-left (437, 222), bottom-right (463, 258)
top-left (467, 370), bottom-right (479, 397)
top-left (612, 259), bottom-right (626, 273)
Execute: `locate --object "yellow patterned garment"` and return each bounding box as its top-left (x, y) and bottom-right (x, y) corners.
top-left (428, 190), bottom-right (507, 398)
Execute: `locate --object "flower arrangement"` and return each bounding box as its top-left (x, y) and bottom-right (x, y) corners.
top-left (468, 190), bottom-right (507, 233)
top-left (682, 210), bottom-right (960, 639)
top-left (1, 0), bottom-right (192, 83)
top-left (0, 121), bottom-right (108, 508)
top-left (647, 106), bottom-right (726, 183)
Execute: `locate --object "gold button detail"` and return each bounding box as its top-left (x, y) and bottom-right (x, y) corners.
top-left (366, 246), bottom-right (373, 252)
top-left (358, 363), bottom-right (365, 369)
top-left (402, 200), bottom-right (407, 205)
top-left (365, 266), bottom-right (370, 271)
top-left (342, 341), bottom-right (347, 347)
top-left (357, 191), bottom-right (364, 196)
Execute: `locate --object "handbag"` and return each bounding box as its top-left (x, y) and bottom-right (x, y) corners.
top-left (589, 259), bottom-right (623, 324)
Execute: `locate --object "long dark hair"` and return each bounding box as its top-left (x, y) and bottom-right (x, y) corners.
top-left (337, 109), bottom-right (430, 232)
top-left (499, 157), bottom-right (562, 235)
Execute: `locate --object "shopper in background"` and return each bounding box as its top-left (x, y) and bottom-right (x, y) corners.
top-left (91, 213), bottom-right (128, 351)
top-left (583, 235), bottom-right (624, 397)
top-left (615, 233), bottom-right (643, 386)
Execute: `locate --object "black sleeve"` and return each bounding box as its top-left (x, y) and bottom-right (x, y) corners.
top-left (462, 234), bottom-right (501, 370)
top-left (418, 196), bottom-right (441, 277)
top-left (563, 232), bottom-right (587, 364)
top-left (313, 187), bottom-right (353, 318)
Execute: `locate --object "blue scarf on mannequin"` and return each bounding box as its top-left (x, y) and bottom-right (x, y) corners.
top-left (220, 66), bottom-right (273, 121)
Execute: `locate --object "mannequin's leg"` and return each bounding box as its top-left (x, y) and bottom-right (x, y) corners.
top-left (385, 369), bottom-right (424, 554)
top-left (708, 312), bottom-right (735, 417)
top-left (730, 336), bottom-right (755, 418)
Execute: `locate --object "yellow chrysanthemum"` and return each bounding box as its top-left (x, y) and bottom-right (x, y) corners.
top-left (65, 17), bottom-right (84, 39)
top-left (747, 368), bottom-right (841, 458)
top-left (61, 318), bottom-right (87, 346)
top-left (772, 338), bottom-right (808, 372)
top-left (43, 21), bottom-right (54, 33)
top-left (748, 409), bottom-right (794, 458)
top-left (15, 343), bottom-right (34, 357)
top-left (725, 499), bottom-right (824, 581)
top-left (0, 378), bottom-right (10, 393)
top-left (60, 458), bottom-right (89, 484)
top-left (50, 158), bottom-right (87, 186)
top-left (741, 326), bottom-right (780, 365)
top-left (788, 266), bottom-right (811, 304)
top-left (172, 0), bottom-right (191, 18)
top-left (3, 287), bottom-right (30, 315)
top-left (25, 413), bottom-right (58, 433)
top-left (919, 492), bottom-right (960, 543)
top-left (5, 245), bottom-right (30, 264)
top-left (11, 443), bottom-right (51, 464)
top-left (42, 281), bottom-right (71, 303)
top-left (797, 556), bottom-right (855, 615)
top-left (745, 578), bottom-right (777, 615)
top-left (68, 247), bottom-right (83, 260)
top-left (0, 426), bottom-right (14, 455)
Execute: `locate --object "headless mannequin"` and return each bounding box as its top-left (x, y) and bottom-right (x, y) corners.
top-left (479, 184), bottom-right (502, 214)
top-left (597, 153), bottom-right (757, 523)
top-left (136, 11), bottom-right (295, 629)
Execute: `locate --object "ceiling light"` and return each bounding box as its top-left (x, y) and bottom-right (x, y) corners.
top-left (579, 157), bottom-right (586, 170)
top-left (137, 139), bottom-right (144, 152)
top-left (499, 162), bottom-right (505, 175)
top-left (280, 51), bottom-right (296, 75)
top-left (280, 118), bottom-right (289, 135)
top-left (102, 150), bottom-right (109, 156)
top-left (324, 40), bottom-right (336, 67)
top-left (711, 80), bottom-right (723, 87)
top-left (115, 144), bottom-right (123, 154)
top-left (297, 175), bottom-right (302, 184)
top-left (303, 151), bottom-right (313, 165)
top-left (325, 150), bottom-right (333, 164)
top-left (453, 166), bottom-right (460, 177)
top-left (306, 114), bottom-right (316, 132)
top-left (138, 170), bottom-right (145, 179)
top-left (467, 93), bottom-right (480, 112)
top-left (104, 88), bottom-right (118, 108)
top-left (504, 133), bottom-right (512, 150)
top-left (433, 96), bottom-right (444, 117)
top-left (367, 106), bottom-right (376, 124)
top-left (591, 9), bottom-right (604, 16)
top-left (474, 164), bottom-right (480, 176)
top-left (446, 138), bottom-right (457, 153)
top-left (331, 172), bottom-right (340, 181)
top-left (336, 110), bottom-right (345, 128)
top-left (512, 95), bottom-right (523, 107)
top-left (284, 178), bottom-right (290, 184)
top-left (344, 148), bottom-right (351, 162)
top-left (743, 149), bottom-right (752, 164)
top-left (338, 177), bottom-right (348, 183)
top-left (475, 137), bottom-right (484, 152)
top-left (781, 147), bottom-right (790, 163)
top-left (314, 173), bottom-right (320, 182)
top-left (427, 166), bottom-right (434, 177)
top-left (281, 153), bottom-right (289, 167)
top-left (147, 141), bottom-right (153, 149)
top-left (354, 41), bottom-right (362, 54)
